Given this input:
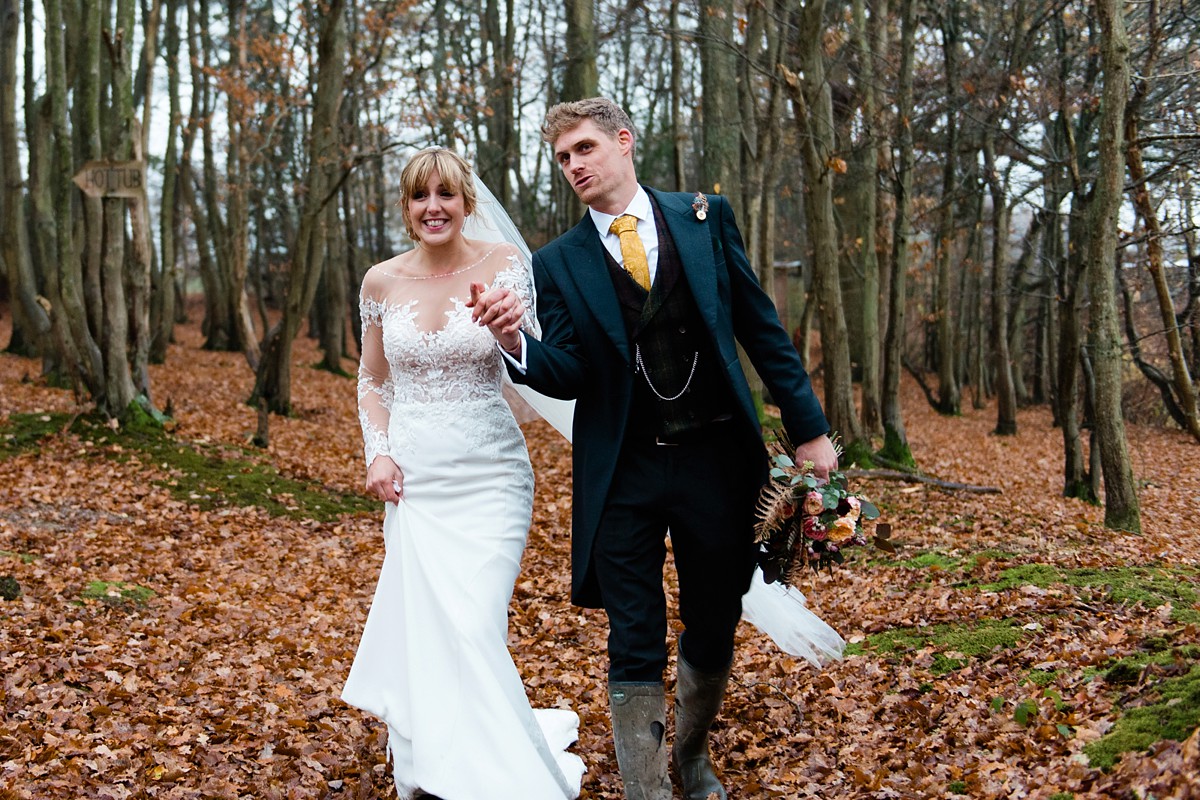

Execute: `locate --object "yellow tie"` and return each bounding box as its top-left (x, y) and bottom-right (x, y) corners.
top-left (609, 214), bottom-right (651, 291)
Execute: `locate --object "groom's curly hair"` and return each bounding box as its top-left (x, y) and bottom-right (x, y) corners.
top-left (541, 98), bottom-right (637, 155)
top-left (399, 147), bottom-right (478, 244)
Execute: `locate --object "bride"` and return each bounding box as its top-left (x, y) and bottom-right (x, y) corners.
top-left (341, 147), bottom-right (584, 799)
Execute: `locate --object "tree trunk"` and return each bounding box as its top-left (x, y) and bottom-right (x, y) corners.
top-left (1122, 0), bottom-right (1199, 441)
top-left (558, 0), bottom-right (595, 228)
top-left (783, 0), bottom-right (862, 448)
top-left (563, 0), bottom-right (598, 102)
top-left (851, 0), bottom-right (884, 436)
top-left (97, 0), bottom-right (142, 416)
top-left (669, 0), bottom-right (685, 192)
top-left (317, 197), bottom-right (348, 374)
top-left (151, 0), bottom-right (181, 363)
top-left (1088, 0), bottom-right (1139, 532)
top-left (1059, 196), bottom-right (1093, 502)
top-left (252, 0), bottom-right (347, 415)
top-left (934, 0), bottom-right (961, 416)
top-left (77, 0), bottom-right (104, 344)
top-left (880, 0), bottom-right (918, 467)
top-left (478, 0), bottom-right (516, 206)
top-left (127, 0), bottom-right (161, 395)
top-left (43, 0), bottom-right (103, 399)
top-left (1, 0), bottom-right (51, 357)
top-left (699, 0), bottom-right (739, 208)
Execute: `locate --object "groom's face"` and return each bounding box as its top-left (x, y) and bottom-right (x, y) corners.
top-left (553, 119), bottom-right (636, 215)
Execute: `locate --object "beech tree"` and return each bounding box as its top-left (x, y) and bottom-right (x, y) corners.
top-left (1087, 0), bottom-right (1140, 531)
top-left (251, 0), bottom-right (348, 415)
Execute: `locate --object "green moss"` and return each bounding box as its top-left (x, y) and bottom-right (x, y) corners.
top-left (0, 576), bottom-right (21, 601)
top-left (1084, 664), bottom-right (1200, 770)
top-left (0, 412), bottom-right (72, 458)
top-left (878, 424), bottom-right (917, 469)
top-left (1026, 669), bottom-right (1059, 687)
top-left (903, 552), bottom-right (960, 570)
top-left (1175, 607), bottom-right (1200, 625)
top-left (5, 410), bottom-right (372, 521)
top-left (932, 654), bottom-right (966, 675)
top-left (840, 438), bottom-right (876, 469)
top-left (1088, 645), bottom-right (1200, 683)
top-left (857, 618), bottom-right (1025, 673)
top-left (68, 414), bottom-right (375, 522)
top-left (80, 581), bottom-right (155, 607)
top-left (1049, 793), bottom-right (1075, 800)
top-left (976, 563), bottom-right (1061, 591)
top-left (0, 550), bottom-right (39, 565)
top-left (975, 564), bottom-right (1198, 623)
top-left (947, 780), bottom-right (967, 794)
top-left (937, 618), bottom-right (1025, 656)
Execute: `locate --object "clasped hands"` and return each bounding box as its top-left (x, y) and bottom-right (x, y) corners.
top-left (467, 282), bottom-right (525, 355)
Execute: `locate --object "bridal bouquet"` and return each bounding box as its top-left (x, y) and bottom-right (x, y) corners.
top-left (754, 439), bottom-right (893, 586)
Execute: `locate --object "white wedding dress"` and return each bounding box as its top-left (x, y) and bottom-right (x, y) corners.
top-left (342, 244), bottom-right (585, 800)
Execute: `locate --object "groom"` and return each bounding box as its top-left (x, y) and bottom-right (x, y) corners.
top-left (476, 98), bottom-right (836, 799)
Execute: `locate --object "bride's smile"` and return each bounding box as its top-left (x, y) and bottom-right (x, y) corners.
top-left (406, 170), bottom-right (466, 246)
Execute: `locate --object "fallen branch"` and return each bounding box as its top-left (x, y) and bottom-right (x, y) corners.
top-left (843, 468), bottom-right (1002, 494)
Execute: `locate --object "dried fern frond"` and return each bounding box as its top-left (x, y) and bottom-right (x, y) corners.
top-left (754, 479), bottom-right (797, 542)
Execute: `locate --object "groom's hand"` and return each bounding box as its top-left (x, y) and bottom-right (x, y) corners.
top-left (794, 434), bottom-right (838, 482)
top-left (468, 282), bottom-right (525, 353)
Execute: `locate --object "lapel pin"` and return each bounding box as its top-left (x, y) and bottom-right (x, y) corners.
top-left (692, 192), bottom-right (709, 221)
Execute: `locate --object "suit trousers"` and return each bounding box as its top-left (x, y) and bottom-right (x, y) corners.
top-left (591, 421), bottom-right (763, 682)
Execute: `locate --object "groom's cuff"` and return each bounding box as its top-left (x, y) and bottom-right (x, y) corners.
top-left (498, 332), bottom-right (528, 373)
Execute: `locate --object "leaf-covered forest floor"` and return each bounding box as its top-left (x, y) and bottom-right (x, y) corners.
top-left (2, 310), bottom-right (1198, 800)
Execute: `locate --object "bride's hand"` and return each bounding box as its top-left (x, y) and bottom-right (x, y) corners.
top-left (468, 282), bottom-right (525, 352)
top-left (366, 455), bottom-right (404, 503)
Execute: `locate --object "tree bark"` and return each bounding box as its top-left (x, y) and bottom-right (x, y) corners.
top-left (151, 0), bottom-right (181, 363)
top-left (1, 0), bottom-right (51, 357)
top-left (669, 0), bottom-right (686, 192)
top-left (43, 0), bottom-right (103, 399)
top-left (783, 0), bottom-right (862, 447)
top-left (851, 0), bottom-right (884, 436)
top-left (563, 0), bottom-right (598, 102)
top-left (880, 0), bottom-right (918, 467)
top-left (933, 0), bottom-right (962, 416)
top-left (1122, 0), bottom-right (1199, 441)
top-left (699, 0), bottom-right (740, 209)
top-left (1089, 0), bottom-right (1140, 532)
top-left (252, 0), bottom-right (347, 415)
top-left (985, 146), bottom-right (1030, 435)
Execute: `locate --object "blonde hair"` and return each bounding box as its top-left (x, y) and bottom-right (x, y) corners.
top-left (541, 98), bottom-right (637, 154)
top-left (399, 147), bottom-right (478, 243)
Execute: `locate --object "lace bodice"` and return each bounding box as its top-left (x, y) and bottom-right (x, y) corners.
top-left (357, 244), bottom-right (537, 468)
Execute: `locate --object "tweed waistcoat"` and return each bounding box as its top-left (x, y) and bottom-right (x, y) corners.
top-left (604, 197), bottom-right (735, 440)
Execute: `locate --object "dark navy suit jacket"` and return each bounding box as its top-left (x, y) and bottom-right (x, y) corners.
top-left (510, 187), bottom-right (829, 607)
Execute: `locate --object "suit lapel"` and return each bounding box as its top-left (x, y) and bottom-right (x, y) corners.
top-left (557, 215), bottom-right (631, 364)
top-left (648, 188), bottom-right (721, 333)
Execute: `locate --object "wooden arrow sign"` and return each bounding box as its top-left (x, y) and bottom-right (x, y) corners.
top-left (72, 161), bottom-right (147, 199)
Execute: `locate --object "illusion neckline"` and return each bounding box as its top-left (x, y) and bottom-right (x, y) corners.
top-left (380, 244), bottom-right (502, 280)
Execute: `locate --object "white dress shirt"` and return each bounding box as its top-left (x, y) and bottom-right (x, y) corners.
top-left (501, 187), bottom-right (658, 370)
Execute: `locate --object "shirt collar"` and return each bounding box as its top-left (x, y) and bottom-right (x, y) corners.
top-left (589, 186), bottom-right (652, 238)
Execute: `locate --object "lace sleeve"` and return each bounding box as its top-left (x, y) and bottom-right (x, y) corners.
top-left (358, 280), bottom-right (394, 469)
top-left (494, 252), bottom-right (541, 339)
